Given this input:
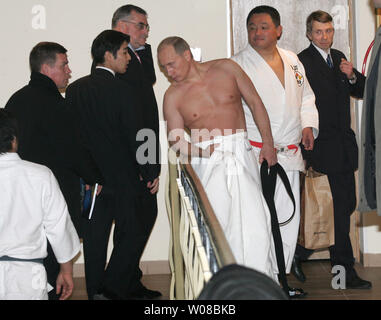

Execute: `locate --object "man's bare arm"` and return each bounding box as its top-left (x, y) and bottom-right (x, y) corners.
top-left (229, 60), bottom-right (277, 165)
top-left (163, 90), bottom-right (213, 158)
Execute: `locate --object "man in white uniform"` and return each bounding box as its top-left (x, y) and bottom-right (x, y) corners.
top-left (0, 109), bottom-right (80, 300)
top-left (158, 36), bottom-right (279, 281)
top-left (232, 6), bottom-right (319, 279)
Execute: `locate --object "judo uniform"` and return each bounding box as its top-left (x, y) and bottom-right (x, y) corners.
top-left (0, 153), bottom-right (80, 300)
top-left (232, 46), bottom-right (319, 273)
top-left (191, 132), bottom-right (277, 281)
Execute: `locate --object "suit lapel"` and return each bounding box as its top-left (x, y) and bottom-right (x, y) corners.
top-left (307, 44), bottom-right (336, 80)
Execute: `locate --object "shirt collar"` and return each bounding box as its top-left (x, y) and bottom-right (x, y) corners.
top-left (128, 43), bottom-right (145, 52)
top-left (312, 42), bottom-right (331, 60)
top-left (0, 152), bottom-right (21, 161)
top-left (95, 66), bottom-right (115, 76)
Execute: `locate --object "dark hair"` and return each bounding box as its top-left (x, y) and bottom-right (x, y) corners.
top-left (29, 42), bottom-right (67, 73)
top-left (0, 109), bottom-right (18, 154)
top-left (157, 36), bottom-right (191, 56)
top-left (91, 30), bottom-right (130, 65)
top-left (306, 10), bottom-right (333, 35)
top-left (111, 4), bottom-right (147, 28)
top-left (246, 5), bottom-right (281, 27)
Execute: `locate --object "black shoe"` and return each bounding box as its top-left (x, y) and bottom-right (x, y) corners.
top-left (291, 255), bottom-right (306, 283)
top-left (346, 275), bottom-right (372, 290)
top-left (93, 288), bottom-right (124, 300)
top-left (288, 287), bottom-right (308, 299)
top-left (131, 286), bottom-right (162, 300)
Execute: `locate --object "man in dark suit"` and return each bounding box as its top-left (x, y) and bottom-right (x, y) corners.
top-left (293, 10), bottom-right (371, 289)
top-left (111, 4), bottom-right (161, 299)
top-left (66, 30), bottom-right (158, 300)
top-left (5, 42), bottom-right (103, 299)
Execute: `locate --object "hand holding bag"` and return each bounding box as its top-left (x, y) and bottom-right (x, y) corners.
top-left (298, 168), bottom-right (335, 250)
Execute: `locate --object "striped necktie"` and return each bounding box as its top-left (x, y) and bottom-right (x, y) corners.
top-left (326, 54), bottom-right (333, 68)
top-left (133, 50), bottom-right (142, 64)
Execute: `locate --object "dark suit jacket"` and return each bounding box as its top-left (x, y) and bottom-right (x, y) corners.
top-left (116, 44), bottom-right (161, 179)
top-left (66, 68), bottom-right (156, 196)
top-left (5, 71), bottom-right (103, 233)
top-left (298, 44), bottom-right (365, 174)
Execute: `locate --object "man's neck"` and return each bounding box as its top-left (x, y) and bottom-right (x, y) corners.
top-left (95, 65), bottom-right (115, 76)
top-left (253, 44), bottom-right (279, 63)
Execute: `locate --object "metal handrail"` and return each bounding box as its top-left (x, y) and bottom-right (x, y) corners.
top-left (179, 161), bottom-right (236, 269)
top-left (167, 149), bottom-right (236, 299)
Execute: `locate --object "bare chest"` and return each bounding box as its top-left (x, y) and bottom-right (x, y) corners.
top-left (177, 73), bottom-right (240, 128)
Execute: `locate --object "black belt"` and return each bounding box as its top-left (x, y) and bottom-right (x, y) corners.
top-left (0, 255), bottom-right (44, 264)
top-left (260, 161), bottom-right (295, 298)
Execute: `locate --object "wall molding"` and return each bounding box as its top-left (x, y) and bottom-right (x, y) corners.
top-left (360, 253), bottom-right (381, 267)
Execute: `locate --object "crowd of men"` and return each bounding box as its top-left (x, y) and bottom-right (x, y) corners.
top-left (1, 1), bottom-right (380, 300)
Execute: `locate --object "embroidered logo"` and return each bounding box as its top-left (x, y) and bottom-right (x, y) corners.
top-left (291, 65), bottom-right (304, 87)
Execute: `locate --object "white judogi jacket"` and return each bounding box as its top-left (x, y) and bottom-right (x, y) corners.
top-left (0, 153), bottom-right (80, 299)
top-left (232, 46), bottom-right (319, 273)
top-left (232, 45), bottom-right (319, 171)
top-left (191, 132), bottom-right (277, 281)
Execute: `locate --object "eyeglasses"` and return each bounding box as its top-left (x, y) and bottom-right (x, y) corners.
top-left (122, 20), bottom-right (150, 31)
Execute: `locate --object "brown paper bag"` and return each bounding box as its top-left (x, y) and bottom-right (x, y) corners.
top-left (298, 168), bottom-right (335, 250)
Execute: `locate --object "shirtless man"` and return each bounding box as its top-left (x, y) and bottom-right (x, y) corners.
top-left (158, 37), bottom-right (276, 164)
top-left (158, 36), bottom-right (278, 279)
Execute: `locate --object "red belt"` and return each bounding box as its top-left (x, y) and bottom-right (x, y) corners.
top-left (249, 140), bottom-right (298, 154)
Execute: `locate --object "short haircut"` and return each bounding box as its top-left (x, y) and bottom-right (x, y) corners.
top-left (0, 109), bottom-right (18, 154)
top-left (91, 30), bottom-right (130, 65)
top-left (306, 10), bottom-right (333, 35)
top-left (29, 42), bottom-right (67, 73)
top-left (111, 4), bottom-right (147, 28)
top-left (246, 5), bottom-right (281, 27)
top-left (157, 36), bottom-right (192, 56)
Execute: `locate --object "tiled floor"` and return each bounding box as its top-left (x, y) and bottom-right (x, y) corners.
top-left (70, 260), bottom-right (381, 300)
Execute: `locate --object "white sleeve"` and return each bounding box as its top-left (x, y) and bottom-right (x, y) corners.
top-left (298, 59), bottom-right (319, 138)
top-left (42, 170), bottom-right (80, 264)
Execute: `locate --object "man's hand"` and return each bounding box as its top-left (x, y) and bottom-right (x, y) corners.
top-left (147, 177), bottom-right (159, 194)
top-left (259, 143), bottom-right (278, 166)
top-left (86, 184), bottom-right (103, 195)
top-left (302, 127), bottom-right (314, 151)
top-left (56, 262), bottom-right (74, 300)
top-left (339, 58), bottom-right (355, 80)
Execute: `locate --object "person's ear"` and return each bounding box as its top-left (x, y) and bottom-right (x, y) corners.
top-left (11, 137), bottom-right (18, 152)
top-left (40, 63), bottom-right (51, 76)
top-left (276, 25), bottom-right (283, 40)
top-left (184, 50), bottom-right (192, 61)
top-left (104, 51), bottom-right (114, 64)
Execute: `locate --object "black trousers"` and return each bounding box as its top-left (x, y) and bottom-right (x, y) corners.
top-left (82, 187), bottom-right (157, 299)
top-left (296, 171), bottom-right (356, 275)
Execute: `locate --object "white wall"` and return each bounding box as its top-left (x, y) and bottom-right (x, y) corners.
top-left (3, 0), bottom-right (380, 266)
top-left (0, 0), bottom-right (228, 266)
top-left (353, 0), bottom-right (381, 256)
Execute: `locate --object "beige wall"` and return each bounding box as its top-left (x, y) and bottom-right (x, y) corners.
top-left (0, 0), bottom-right (229, 268)
top-left (2, 0), bottom-right (381, 268)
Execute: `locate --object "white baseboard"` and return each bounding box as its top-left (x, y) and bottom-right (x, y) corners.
top-left (361, 253), bottom-right (381, 267)
top-left (73, 260), bottom-right (170, 278)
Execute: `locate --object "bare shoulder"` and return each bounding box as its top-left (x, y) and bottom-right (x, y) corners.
top-left (204, 58), bottom-right (242, 76)
top-left (163, 84), bottom-right (182, 111)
